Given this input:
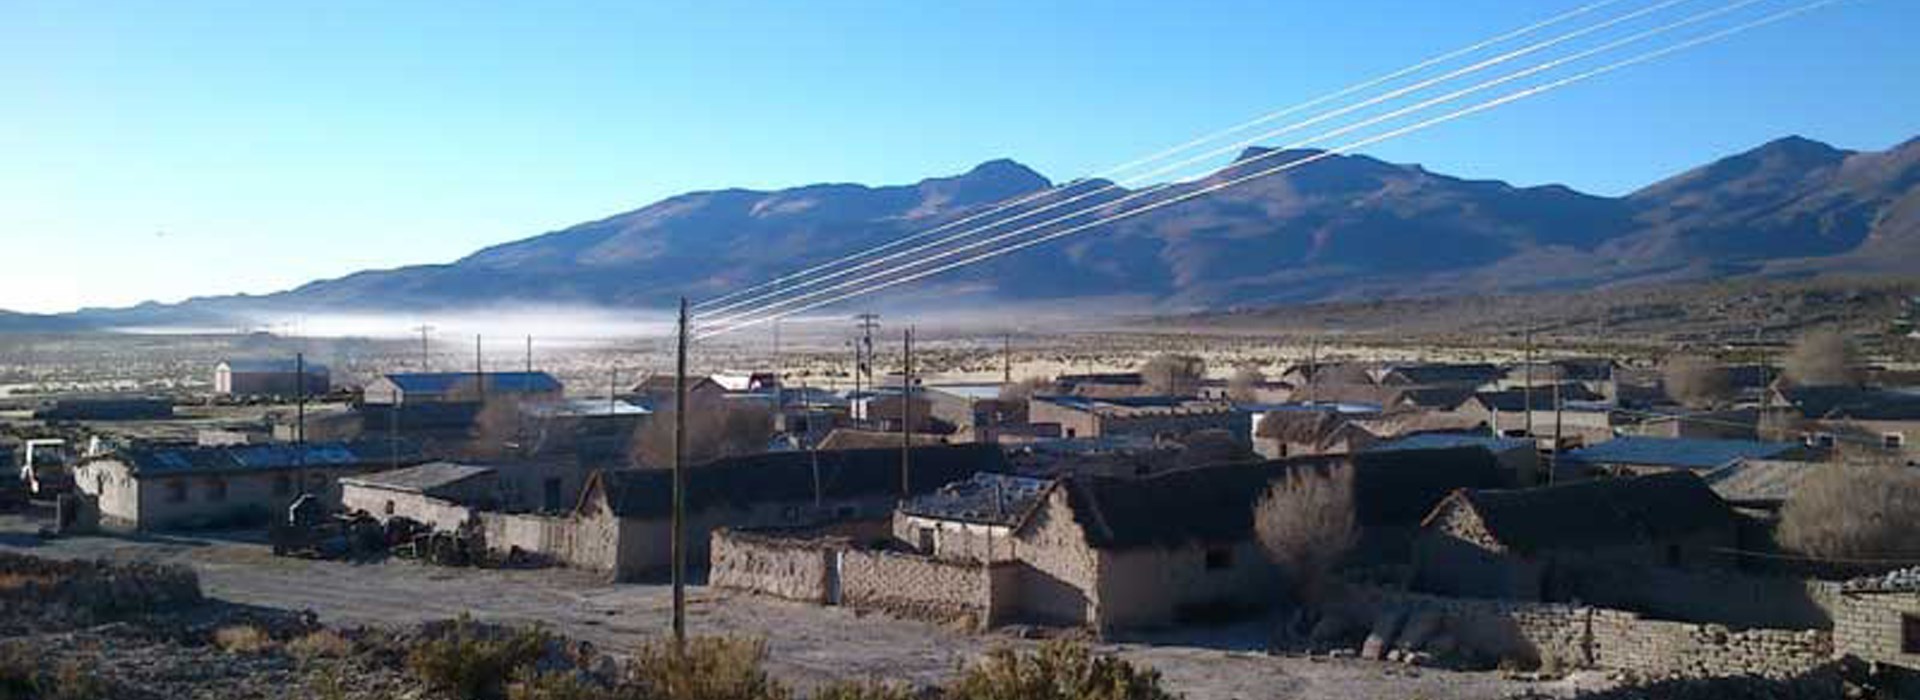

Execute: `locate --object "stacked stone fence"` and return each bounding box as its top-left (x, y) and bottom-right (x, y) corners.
top-left (1354, 586), bottom-right (1831, 679)
top-left (710, 528), bottom-right (1014, 629)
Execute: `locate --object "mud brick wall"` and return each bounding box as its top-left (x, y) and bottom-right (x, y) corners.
top-left (841, 548), bottom-right (1011, 628)
top-left (708, 529), bottom-right (831, 604)
top-left (1824, 588), bottom-right (1920, 670)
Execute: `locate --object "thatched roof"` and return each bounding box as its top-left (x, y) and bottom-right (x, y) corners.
top-left (1439, 471), bottom-right (1732, 553)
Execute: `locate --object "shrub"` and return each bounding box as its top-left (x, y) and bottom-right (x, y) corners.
top-left (1661, 355), bottom-right (1732, 408)
top-left (1139, 354), bottom-right (1205, 397)
top-left (1779, 461), bottom-right (1920, 567)
top-left (1226, 365), bottom-right (1265, 403)
top-left (214, 625), bottom-right (276, 655)
top-left (1253, 464), bottom-right (1357, 605)
top-left (287, 629), bottom-right (355, 660)
top-left (809, 680), bottom-right (918, 700)
top-left (627, 637), bottom-right (790, 700)
top-left (508, 671), bottom-right (614, 700)
top-left (947, 641), bottom-right (1175, 700)
top-left (0, 644), bottom-right (113, 700)
top-left (1784, 329), bottom-right (1861, 387)
top-left (406, 617), bottom-right (553, 700)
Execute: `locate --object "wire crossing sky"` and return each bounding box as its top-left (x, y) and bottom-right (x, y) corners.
top-left (2, 0), bottom-right (1914, 314)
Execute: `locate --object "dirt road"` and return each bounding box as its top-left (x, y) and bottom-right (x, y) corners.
top-left (0, 513), bottom-right (1598, 699)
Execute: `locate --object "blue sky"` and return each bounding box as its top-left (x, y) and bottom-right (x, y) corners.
top-left (2, 0), bottom-right (1913, 313)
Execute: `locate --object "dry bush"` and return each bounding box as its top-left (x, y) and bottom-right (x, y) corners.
top-left (1784, 329), bottom-right (1862, 387)
top-left (626, 637), bottom-right (789, 700)
top-left (809, 680), bottom-right (918, 700)
top-left (1779, 461), bottom-right (1920, 564)
top-left (508, 671), bottom-right (613, 700)
top-left (406, 617), bottom-right (553, 700)
top-left (1661, 354), bottom-right (1733, 408)
top-left (1139, 354), bottom-right (1205, 397)
top-left (287, 629), bottom-right (354, 660)
top-left (1227, 365), bottom-right (1265, 403)
top-left (0, 645), bottom-right (112, 700)
top-left (213, 625), bottom-right (277, 655)
top-left (634, 395), bottom-right (776, 469)
top-left (0, 572), bottom-right (53, 592)
top-left (998, 377), bottom-right (1054, 403)
top-left (471, 395), bottom-right (529, 459)
top-left (1254, 464), bottom-right (1358, 604)
top-left (1175, 429), bottom-right (1252, 468)
top-left (946, 640), bottom-right (1175, 700)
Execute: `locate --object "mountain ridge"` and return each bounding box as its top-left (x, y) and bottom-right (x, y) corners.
top-left (25, 134), bottom-right (1920, 329)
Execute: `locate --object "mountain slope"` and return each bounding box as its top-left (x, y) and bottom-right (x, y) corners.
top-left (58, 135), bottom-right (1920, 327)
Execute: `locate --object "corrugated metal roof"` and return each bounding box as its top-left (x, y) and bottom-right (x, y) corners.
top-left (221, 358), bottom-right (330, 374)
top-left (382, 371), bottom-right (562, 395)
top-left (900, 472), bottom-right (1052, 526)
top-left (121, 439), bottom-right (424, 475)
top-left (340, 462), bottom-right (493, 493)
top-left (1368, 433), bottom-right (1533, 454)
top-left (1564, 436), bottom-right (1800, 470)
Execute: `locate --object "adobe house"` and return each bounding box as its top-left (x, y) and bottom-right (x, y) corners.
top-left (340, 462), bottom-right (500, 531)
top-left (361, 371), bottom-right (563, 406)
top-left (1458, 387), bottom-right (1613, 442)
top-left (1366, 433), bottom-right (1540, 486)
top-left (1560, 436), bottom-right (1806, 477)
top-left (1028, 396), bottom-right (1244, 443)
top-left (1828, 569), bottom-right (1920, 672)
top-left (215, 358), bottom-right (332, 398)
top-left (1372, 363), bottom-right (1506, 388)
top-left (1769, 385), bottom-right (1920, 462)
top-left (73, 439), bottom-right (428, 532)
top-left (895, 471), bottom-right (1052, 562)
top-left (567, 444), bottom-right (1009, 581)
top-left (1412, 471), bottom-right (1738, 602)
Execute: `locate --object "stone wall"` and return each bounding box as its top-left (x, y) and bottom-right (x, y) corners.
top-left (708, 528), bottom-right (1014, 629)
top-left (709, 529), bottom-right (832, 603)
top-left (1356, 587), bottom-right (1832, 679)
top-left (1825, 587), bottom-right (1920, 669)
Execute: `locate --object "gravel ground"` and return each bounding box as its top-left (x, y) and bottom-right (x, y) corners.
top-left (0, 512), bottom-right (1605, 699)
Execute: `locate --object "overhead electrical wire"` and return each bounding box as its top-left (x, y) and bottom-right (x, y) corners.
top-left (692, 0), bottom-right (1638, 317)
top-left (695, 0), bottom-right (1845, 340)
top-left (697, 0), bottom-right (1776, 335)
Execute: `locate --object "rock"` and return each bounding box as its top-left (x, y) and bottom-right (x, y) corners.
top-left (1360, 609), bottom-right (1407, 661)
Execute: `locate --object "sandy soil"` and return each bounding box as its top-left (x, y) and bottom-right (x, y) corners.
top-left (0, 512), bottom-right (1612, 699)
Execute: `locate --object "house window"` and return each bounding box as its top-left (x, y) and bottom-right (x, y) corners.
top-left (1904, 614), bottom-right (1920, 654)
top-left (1065, 428), bottom-right (1077, 438)
top-left (1886, 433), bottom-right (1906, 450)
top-left (165, 480), bottom-right (188, 503)
top-left (205, 478), bottom-right (227, 503)
top-left (917, 528), bottom-right (936, 554)
top-left (1204, 546), bottom-right (1233, 571)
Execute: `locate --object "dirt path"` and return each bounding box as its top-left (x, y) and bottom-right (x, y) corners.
top-left (0, 514), bottom-right (1598, 699)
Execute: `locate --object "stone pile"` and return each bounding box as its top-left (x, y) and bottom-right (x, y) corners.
top-left (1839, 566), bottom-right (1920, 593)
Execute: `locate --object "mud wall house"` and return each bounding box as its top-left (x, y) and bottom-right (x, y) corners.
top-left (1496, 358), bottom-right (1621, 402)
top-left (925, 384), bottom-right (1022, 443)
top-left (1372, 363), bottom-right (1507, 389)
top-left (894, 472), bottom-right (1052, 562)
top-left (1560, 436), bottom-right (1805, 478)
top-left (1827, 570), bottom-right (1920, 670)
top-left (1412, 471), bottom-right (1738, 604)
top-left (340, 462), bottom-right (500, 531)
top-left (215, 358), bottom-right (331, 398)
top-left (1366, 433), bottom-right (1541, 486)
top-left (1248, 406), bottom-right (1382, 459)
top-left (1458, 388), bottom-right (1613, 442)
top-left (73, 439), bottom-right (428, 532)
top-left (567, 444), bottom-right (1009, 581)
top-left (361, 371), bottom-right (563, 406)
top-left (1197, 378), bottom-right (1294, 404)
top-left (1770, 386), bottom-right (1920, 462)
top-left (1028, 396), bottom-right (1243, 443)
top-left (629, 375), bottom-right (726, 409)
top-left (1627, 407), bottom-right (1763, 440)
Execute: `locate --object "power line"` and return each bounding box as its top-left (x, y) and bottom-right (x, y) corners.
top-left (695, 0), bottom-right (1843, 340)
top-left (697, 0), bottom-right (1749, 333)
top-left (693, 0), bottom-right (1654, 321)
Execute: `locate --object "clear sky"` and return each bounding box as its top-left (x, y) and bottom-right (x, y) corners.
top-left (2, 0), bottom-right (1914, 313)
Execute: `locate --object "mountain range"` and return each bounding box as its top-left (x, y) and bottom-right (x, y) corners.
top-left (37, 134), bottom-right (1920, 330)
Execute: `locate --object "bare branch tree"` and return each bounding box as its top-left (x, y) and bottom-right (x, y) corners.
top-left (633, 394), bottom-right (775, 468)
top-left (1779, 459), bottom-right (1920, 566)
top-left (1227, 365), bottom-right (1266, 403)
top-left (1139, 354), bottom-right (1206, 397)
top-left (1254, 463), bottom-right (1357, 604)
top-left (1661, 354), bottom-right (1733, 409)
top-left (1784, 329), bottom-right (1862, 387)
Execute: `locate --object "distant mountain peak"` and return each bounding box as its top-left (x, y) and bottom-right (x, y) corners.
top-left (914, 158), bottom-right (1050, 210)
top-left (1234, 146), bottom-right (1328, 164)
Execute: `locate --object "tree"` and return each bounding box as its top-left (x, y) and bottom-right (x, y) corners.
top-left (1778, 460), bottom-right (1920, 566)
top-left (1661, 354), bottom-right (1733, 408)
top-left (633, 394), bottom-right (775, 468)
top-left (1227, 365), bottom-right (1266, 403)
top-left (1784, 329), bottom-right (1861, 386)
top-left (1253, 464), bottom-right (1357, 604)
top-left (997, 376), bottom-right (1055, 403)
top-left (1139, 354), bottom-right (1205, 397)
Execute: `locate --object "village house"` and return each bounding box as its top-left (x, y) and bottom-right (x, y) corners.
top-left (563, 444), bottom-right (1008, 581)
top-left (1412, 471), bottom-right (1738, 602)
top-left (73, 438), bottom-right (427, 532)
top-left (1627, 406), bottom-right (1764, 440)
top-left (1053, 372), bottom-right (1150, 399)
top-left (1197, 378), bottom-right (1294, 403)
top-left (361, 371), bottom-right (563, 406)
top-left (1496, 358), bottom-right (1620, 402)
top-left (629, 375), bottom-right (726, 408)
top-left (1249, 408), bottom-right (1374, 458)
top-left (339, 462), bottom-right (500, 531)
top-left (1372, 363), bottom-right (1507, 388)
top-left (1826, 568), bottom-right (1920, 670)
top-left (1028, 396), bottom-right (1244, 443)
top-left (214, 358), bottom-right (331, 398)
top-left (1560, 436), bottom-right (1807, 478)
top-left (924, 383), bottom-right (1024, 443)
top-left (1457, 387), bottom-right (1613, 442)
top-left (1366, 433), bottom-right (1541, 486)
top-left (1769, 385), bottom-right (1920, 462)
top-left (894, 471), bottom-right (1052, 562)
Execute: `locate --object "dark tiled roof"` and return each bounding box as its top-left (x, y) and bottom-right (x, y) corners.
top-left (1453, 471), bottom-right (1733, 553)
top-left (1367, 433), bottom-right (1533, 454)
top-left (900, 472), bottom-right (1052, 526)
top-left (1564, 436), bottom-right (1801, 470)
top-left (1059, 447), bottom-right (1504, 550)
top-left (1384, 364), bottom-right (1505, 385)
top-left (1781, 386), bottom-right (1920, 421)
top-left (120, 438), bottom-right (426, 476)
top-left (1471, 385), bottom-right (1604, 412)
top-left (1057, 373), bottom-right (1145, 387)
top-left (588, 444), bottom-right (1009, 519)
top-left (1396, 387), bottom-right (1477, 410)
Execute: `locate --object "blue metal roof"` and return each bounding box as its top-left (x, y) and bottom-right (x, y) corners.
top-left (1367, 433), bottom-right (1533, 454)
top-left (1564, 436), bottom-right (1800, 471)
top-left (122, 439), bottom-right (425, 475)
top-left (383, 371), bottom-right (561, 394)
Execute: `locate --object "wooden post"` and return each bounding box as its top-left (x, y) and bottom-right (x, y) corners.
top-left (672, 298), bottom-right (689, 649)
top-left (901, 326), bottom-right (914, 498)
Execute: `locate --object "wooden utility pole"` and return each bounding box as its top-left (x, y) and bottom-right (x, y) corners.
top-left (526, 335), bottom-right (534, 375)
top-left (475, 335), bottom-right (485, 402)
top-left (901, 326), bottom-right (914, 498)
top-left (671, 298), bottom-right (689, 649)
top-left (1002, 333), bottom-right (1012, 385)
top-left (413, 324), bottom-right (435, 371)
top-left (1551, 375), bottom-right (1564, 486)
top-left (295, 352), bottom-right (308, 447)
top-left (1522, 329), bottom-right (1534, 438)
